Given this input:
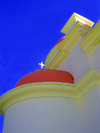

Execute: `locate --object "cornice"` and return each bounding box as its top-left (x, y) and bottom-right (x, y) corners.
top-left (45, 13), bottom-right (94, 69)
top-left (45, 21), bottom-right (92, 69)
top-left (75, 69), bottom-right (100, 98)
top-left (0, 82), bottom-right (75, 116)
top-left (59, 21), bottom-right (92, 51)
top-left (61, 12), bottom-right (94, 34)
top-left (0, 69), bottom-right (100, 116)
top-left (80, 20), bottom-right (100, 54)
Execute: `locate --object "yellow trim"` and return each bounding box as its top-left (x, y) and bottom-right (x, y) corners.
top-left (45, 13), bottom-right (93, 69)
top-left (75, 69), bottom-right (100, 98)
top-left (46, 50), bottom-right (69, 69)
top-left (0, 82), bottom-right (75, 116)
top-left (3, 96), bottom-right (76, 116)
top-left (61, 12), bottom-right (94, 34)
top-left (52, 52), bottom-right (69, 69)
top-left (59, 21), bottom-right (92, 51)
top-left (45, 22), bottom-right (92, 69)
top-left (0, 68), bottom-right (100, 116)
top-left (45, 42), bottom-right (60, 67)
top-left (46, 50), bottom-right (64, 69)
top-left (80, 20), bottom-right (100, 54)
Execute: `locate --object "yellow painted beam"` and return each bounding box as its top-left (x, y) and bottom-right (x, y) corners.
top-left (61, 12), bottom-right (94, 34)
top-left (80, 20), bottom-right (100, 54)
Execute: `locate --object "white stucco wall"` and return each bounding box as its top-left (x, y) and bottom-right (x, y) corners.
top-left (78, 86), bottom-right (100, 133)
top-left (3, 98), bottom-right (84, 133)
top-left (88, 43), bottom-right (100, 70)
top-left (57, 56), bottom-right (73, 76)
top-left (57, 38), bottom-right (93, 83)
top-left (69, 38), bottom-right (91, 82)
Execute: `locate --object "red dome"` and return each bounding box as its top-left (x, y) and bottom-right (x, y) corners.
top-left (15, 69), bottom-right (74, 88)
top-left (55, 36), bottom-right (66, 45)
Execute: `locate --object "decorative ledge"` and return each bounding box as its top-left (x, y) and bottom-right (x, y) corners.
top-left (80, 20), bottom-right (100, 54)
top-left (0, 69), bottom-right (100, 116)
top-left (45, 13), bottom-right (94, 69)
top-left (61, 12), bottom-right (94, 34)
top-left (59, 21), bottom-right (92, 51)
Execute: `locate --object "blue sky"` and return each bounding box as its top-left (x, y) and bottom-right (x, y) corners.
top-left (0, 0), bottom-right (100, 132)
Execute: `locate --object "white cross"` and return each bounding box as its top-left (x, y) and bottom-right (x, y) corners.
top-left (38, 62), bottom-right (45, 69)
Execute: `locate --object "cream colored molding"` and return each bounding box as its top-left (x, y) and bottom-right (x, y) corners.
top-left (45, 22), bottom-right (91, 69)
top-left (46, 50), bottom-right (64, 69)
top-left (0, 83), bottom-right (75, 116)
top-left (61, 12), bottom-right (94, 34)
top-left (46, 50), bottom-right (69, 69)
top-left (75, 69), bottom-right (100, 99)
top-left (45, 42), bottom-right (60, 67)
top-left (52, 52), bottom-right (69, 69)
top-left (80, 20), bottom-right (100, 54)
top-left (59, 21), bottom-right (92, 51)
top-left (45, 13), bottom-right (94, 69)
top-left (0, 69), bottom-right (100, 116)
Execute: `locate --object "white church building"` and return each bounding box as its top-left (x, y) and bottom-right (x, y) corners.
top-left (0, 13), bottom-right (100, 133)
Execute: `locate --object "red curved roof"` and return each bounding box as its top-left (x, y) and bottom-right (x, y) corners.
top-left (15, 69), bottom-right (74, 87)
top-left (55, 36), bottom-right (66, 45)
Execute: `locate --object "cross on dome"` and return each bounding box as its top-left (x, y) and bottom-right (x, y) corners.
top-left (38, 62), bottom-right (45, 69)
